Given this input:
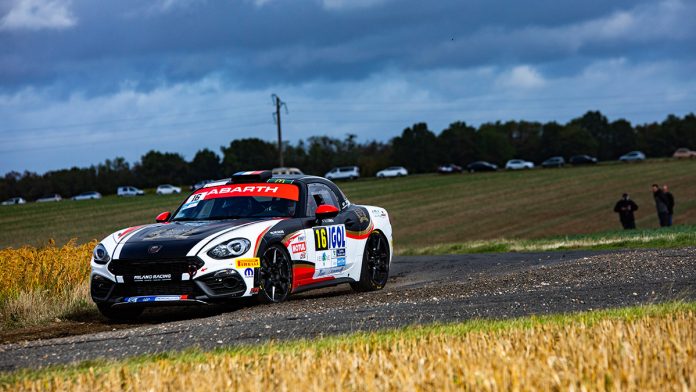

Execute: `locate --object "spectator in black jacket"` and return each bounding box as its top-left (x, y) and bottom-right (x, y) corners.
top-left (663, 184), bottom-right (675, 226)
top-left (652, 184), bottom-right (670, 227)
top-left (614, 193), bottom-right (638, 229)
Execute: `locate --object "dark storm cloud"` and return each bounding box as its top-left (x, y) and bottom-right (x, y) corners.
top-left (2, 0), bottom-right (692, 94)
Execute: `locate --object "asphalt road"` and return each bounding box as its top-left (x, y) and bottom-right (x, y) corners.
top-left (1, 248), bottom-right (695, 371)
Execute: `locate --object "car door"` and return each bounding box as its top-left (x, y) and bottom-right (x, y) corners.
top-left (302, 182), bottom-right (359, 281)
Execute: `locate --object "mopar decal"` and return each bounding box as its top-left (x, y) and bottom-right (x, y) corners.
top-left (313, 225), bottom-right (345, 251)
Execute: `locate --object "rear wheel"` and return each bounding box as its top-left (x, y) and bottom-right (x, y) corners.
top-left (97, 303), bottom-right (143, 321)
top-left (258, 244), bottom-right (293, 303)
top-left (351, 231), bottom-right (390, 292)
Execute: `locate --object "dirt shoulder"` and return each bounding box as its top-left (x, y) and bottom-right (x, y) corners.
top-left (1, 248), bottom-right (694, 371)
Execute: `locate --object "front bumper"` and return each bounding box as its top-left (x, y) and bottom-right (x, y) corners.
top-left (92, 257), bottom-right (250, 305)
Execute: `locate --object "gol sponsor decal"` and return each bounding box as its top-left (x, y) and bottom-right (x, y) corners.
top-left (235, 257), bottom-right (260, 268)
top-left (291, 242), bottom-right (307, 253)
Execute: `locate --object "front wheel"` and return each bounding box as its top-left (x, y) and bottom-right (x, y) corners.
top-left (351, 231), bottom-right (390, 292)
top-left (258, 244), bottom-right (293, 303)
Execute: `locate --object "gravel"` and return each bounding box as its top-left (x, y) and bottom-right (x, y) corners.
top-left (0, 247), bottom-right (694, 371)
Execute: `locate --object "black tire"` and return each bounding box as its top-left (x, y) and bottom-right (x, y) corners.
top-left (351, 231), bottom-right (390, 292)
top-left (97, 303), bottom-right (144, 321)
top-left (257, 244), bottom-right (293, 304)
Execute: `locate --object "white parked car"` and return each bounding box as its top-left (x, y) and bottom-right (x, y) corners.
top-left (325, 166), bottom-right (360, 180)
top-left (272, 167), bottom-right (304, 175)
top-left (376, 166), bottom-right (408, 178)
top-left (36, 194), bottom-right (62, 203)
top-left (619, 151), bottom-right (646, 162)
top-left (505, 159), bottom-right (534, 170)
top-left (72, 191), bottom-right (102, 201)
top-left (156, 184), bottom-right (182, 195)
top-left (117, 186), bottom-right (144, 197)
top-left (1, 197), bottom-right (26, 206)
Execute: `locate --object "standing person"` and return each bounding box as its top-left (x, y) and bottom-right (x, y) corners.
top-left (663, 184), bottom-right (675, 226)
top-left (652, 184), bottom-right (670, 227)
top-left (614, 193), bottom-right (639, 229)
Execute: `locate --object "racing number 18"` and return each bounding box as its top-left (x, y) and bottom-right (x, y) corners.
top-left (314, 227), bottom-right (328, 250)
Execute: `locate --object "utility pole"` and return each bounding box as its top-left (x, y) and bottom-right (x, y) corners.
top-left (271, 94), bottom-right (287, 167)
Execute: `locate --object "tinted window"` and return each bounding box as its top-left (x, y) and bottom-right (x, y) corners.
top-left (306, 183), bottom-right (340, 216)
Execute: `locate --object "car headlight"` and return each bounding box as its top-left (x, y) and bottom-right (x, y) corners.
top-left (93, 243), bottom-right (111, 264)
top-left (207, 238), bottom-right (251, 259)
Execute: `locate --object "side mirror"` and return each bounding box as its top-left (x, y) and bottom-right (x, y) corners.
top-left (155, 211), bottom-right (171, 223)
top-left (315, 205), bottom-right (339, 221)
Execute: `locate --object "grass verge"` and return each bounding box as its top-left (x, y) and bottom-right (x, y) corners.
top-left (1, 302), bottom-right (694, 391)
top-left (0, 240), bottom-right (96, 329)
top-left (399, 225), bottom-right (696, 255)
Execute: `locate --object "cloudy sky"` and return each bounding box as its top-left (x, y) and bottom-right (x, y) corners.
top-left (1, 0), bottom-right (695, 174)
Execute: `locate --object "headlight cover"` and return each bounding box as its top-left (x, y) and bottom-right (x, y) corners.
top-left (93, 243), bottom-right (111, 264)
top-left (207, 238), bottom-right (251, 259)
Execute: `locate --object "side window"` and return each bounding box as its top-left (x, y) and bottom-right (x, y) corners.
top-left (306, 183), bottom-right (340, 216)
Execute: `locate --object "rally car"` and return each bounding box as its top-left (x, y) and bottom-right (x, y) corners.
top-left (90, 170), bottom-right (392, 320)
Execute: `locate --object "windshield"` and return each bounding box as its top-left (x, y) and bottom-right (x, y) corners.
top-left (172, 183), bottom-right (300, 221)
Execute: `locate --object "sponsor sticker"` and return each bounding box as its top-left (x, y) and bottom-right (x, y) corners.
top-left (332, 248), bottom-right (346, 258)
top-left (244, 268), bottom-right (254, 277)
top-left (189, 183), bottom-right (299, 201)
top-left (313, 225), bottom-right (346, 251)
top-left (270, 230), bottom-right (285, 235)
top-left (336, 257), bottom-right (346, 267)
top-left (132, 274), bottom-right (172, 282)
top-left (123, 295), bottom-right (187, 303)
top-left (235, 257), bottom-right (260, 268)
top-left (291, 242), bottom-right (307, 253)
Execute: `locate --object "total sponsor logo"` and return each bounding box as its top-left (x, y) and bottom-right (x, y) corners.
top-left (291, 242), bottom-right (307, 253)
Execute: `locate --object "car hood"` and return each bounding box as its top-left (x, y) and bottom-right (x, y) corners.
top-left (117, 219), bottom-right (264, 259)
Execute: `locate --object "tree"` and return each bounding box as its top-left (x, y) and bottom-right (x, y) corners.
top-left (136, 150), bottom-right (188, 186)
top-left (475, 123), bottom-right (514, 164)
top-left (391, 123), bottom-right (438, 173)
top-left (221, 138), bottom-right (277, 176)
top-left (189, 149), bottom-right (221, 182)
top-left (437, 121), bottom-right (476, 165)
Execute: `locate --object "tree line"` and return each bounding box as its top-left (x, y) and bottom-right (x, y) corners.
top-left (2, 111), bottom-right (694, 201)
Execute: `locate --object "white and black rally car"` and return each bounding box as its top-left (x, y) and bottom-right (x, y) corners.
top-left (91, 171), bottom-right (392, 320)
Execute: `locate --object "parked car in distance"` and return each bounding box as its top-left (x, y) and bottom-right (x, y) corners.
top-left (619, 151), bottom-right (646, 162)
top-left (466, 161), bottom-right (498, 172)
top-left (156, 184), bottom-right (182, 195)
top-left (437, 163), bottom-right (463, 174)
top-left (190, 180), bottom-right (215, 191)
top-left (505, 159), bottom-right (534, 170)
top-left (673, 148), bottom-right (696, 159)
top-left (541, 156), bottom-right (565, 168)
top-left (1, 197), bottom-right (26, 206)
top-left (272, 167), bottom-right (304, 175)
top-left (569, 155), bottom-right (598, 165)
top-left (72, 191), bottom-right (102, 201)
top-left (117, 186), bottom-right (145, 197)
top-left (376, 166), bottom-right (408, 178)
top-left (325, 166), bottom-right (360, 180)
top-left (36, 194), bottom-right (62, 202)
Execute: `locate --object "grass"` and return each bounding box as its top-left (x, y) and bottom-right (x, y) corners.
top-left (400, 224), bottom-right (696, 255)
top-left (0, 241), bottom-right (95, 329)
top-left (1, 159), bottom-right (695, 250)
top-left (1, 302), bottom-right (694, 391)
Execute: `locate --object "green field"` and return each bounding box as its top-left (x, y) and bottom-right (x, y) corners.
top-left (1, 159), bottom-right (695, 250)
